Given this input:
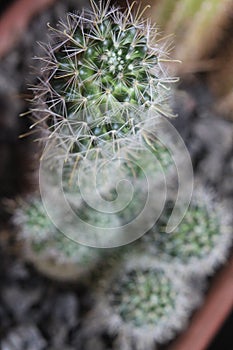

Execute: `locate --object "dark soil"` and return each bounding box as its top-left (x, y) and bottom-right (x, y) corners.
top-left (0, 1), bottom-right (232, 349)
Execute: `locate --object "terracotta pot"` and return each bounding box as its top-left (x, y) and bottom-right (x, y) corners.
top-left (168, 253), bottom-right (233, 350)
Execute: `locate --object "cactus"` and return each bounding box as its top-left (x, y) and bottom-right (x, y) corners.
top-left (142, 186), bottom-right (232, 276)
top-left (28, 0), bottom-right (178, 249)
top-left (82, 256), bottom-right (202, 349)
top-left (15, 1), bottom-right (233, 347)
top-left (14, 197), bottom-right (103, 281)
top-left (31, 0), bottom-right (177, 164)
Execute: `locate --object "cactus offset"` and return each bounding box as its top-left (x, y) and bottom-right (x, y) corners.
top-left (15, 197), bottom-right (102, 280)
top-left (143, 187), bottom-right (232, 275)
top-left (85, 257), bottom-right (202, 349)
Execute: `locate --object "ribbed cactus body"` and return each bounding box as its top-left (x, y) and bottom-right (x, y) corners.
top-left (54, 20), bottom-right (153, 108)
top-left (110, 267), bottom-right (176, 327)
top-left (33, 1), bottom-right (176, 160)
top-left (143, 188), bottom-right (232, 275)
top-left (87, 257), bottom-right (202, 348)
top-left (157, 202), bottom-right (220, 260)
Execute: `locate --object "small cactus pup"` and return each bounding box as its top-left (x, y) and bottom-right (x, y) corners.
top-left (82, 256), bottom-right (202, 350)
top-left (31, 0), bottom-right (178, 162)
top-left (14, 196), bottom-right (105, 281)
top-left (142, 184), bottom-right (233, 277)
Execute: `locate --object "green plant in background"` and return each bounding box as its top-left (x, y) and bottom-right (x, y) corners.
top-left (15, 0), bottom-right (233, 348)
top-left (151, 0), bottom-right (177, 29)
top-left (163, 0), bottom-right (204, 36)
top-left (146, 0), bottom-right (233, 117)
top-left (149, 0), bottom-right (233, 63)
top-left (174, 0), bottom-right (233, 62)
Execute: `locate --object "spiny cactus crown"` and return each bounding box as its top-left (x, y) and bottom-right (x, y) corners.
top-left (109, 266), bottom-right (178, 327)
top-left (148, 192), bottom-right (230, 264)
top-left (33, 0), bottom-right (176, 158)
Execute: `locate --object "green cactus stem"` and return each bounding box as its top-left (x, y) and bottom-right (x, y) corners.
top-left (32, 0), bottom-right (177, 161)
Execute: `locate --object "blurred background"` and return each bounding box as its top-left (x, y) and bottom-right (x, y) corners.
top-left (0, 1), bottom-right (232, 349)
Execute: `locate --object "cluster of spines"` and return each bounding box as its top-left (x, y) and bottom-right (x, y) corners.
top-left (31, 0), bottom-right (177, 162)
top-left (141, 186), bottom-right (232, 275)
top-left (109, 267), bottom-right (178, 328)
top-left (82, 256), bottom-right (201, 349)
